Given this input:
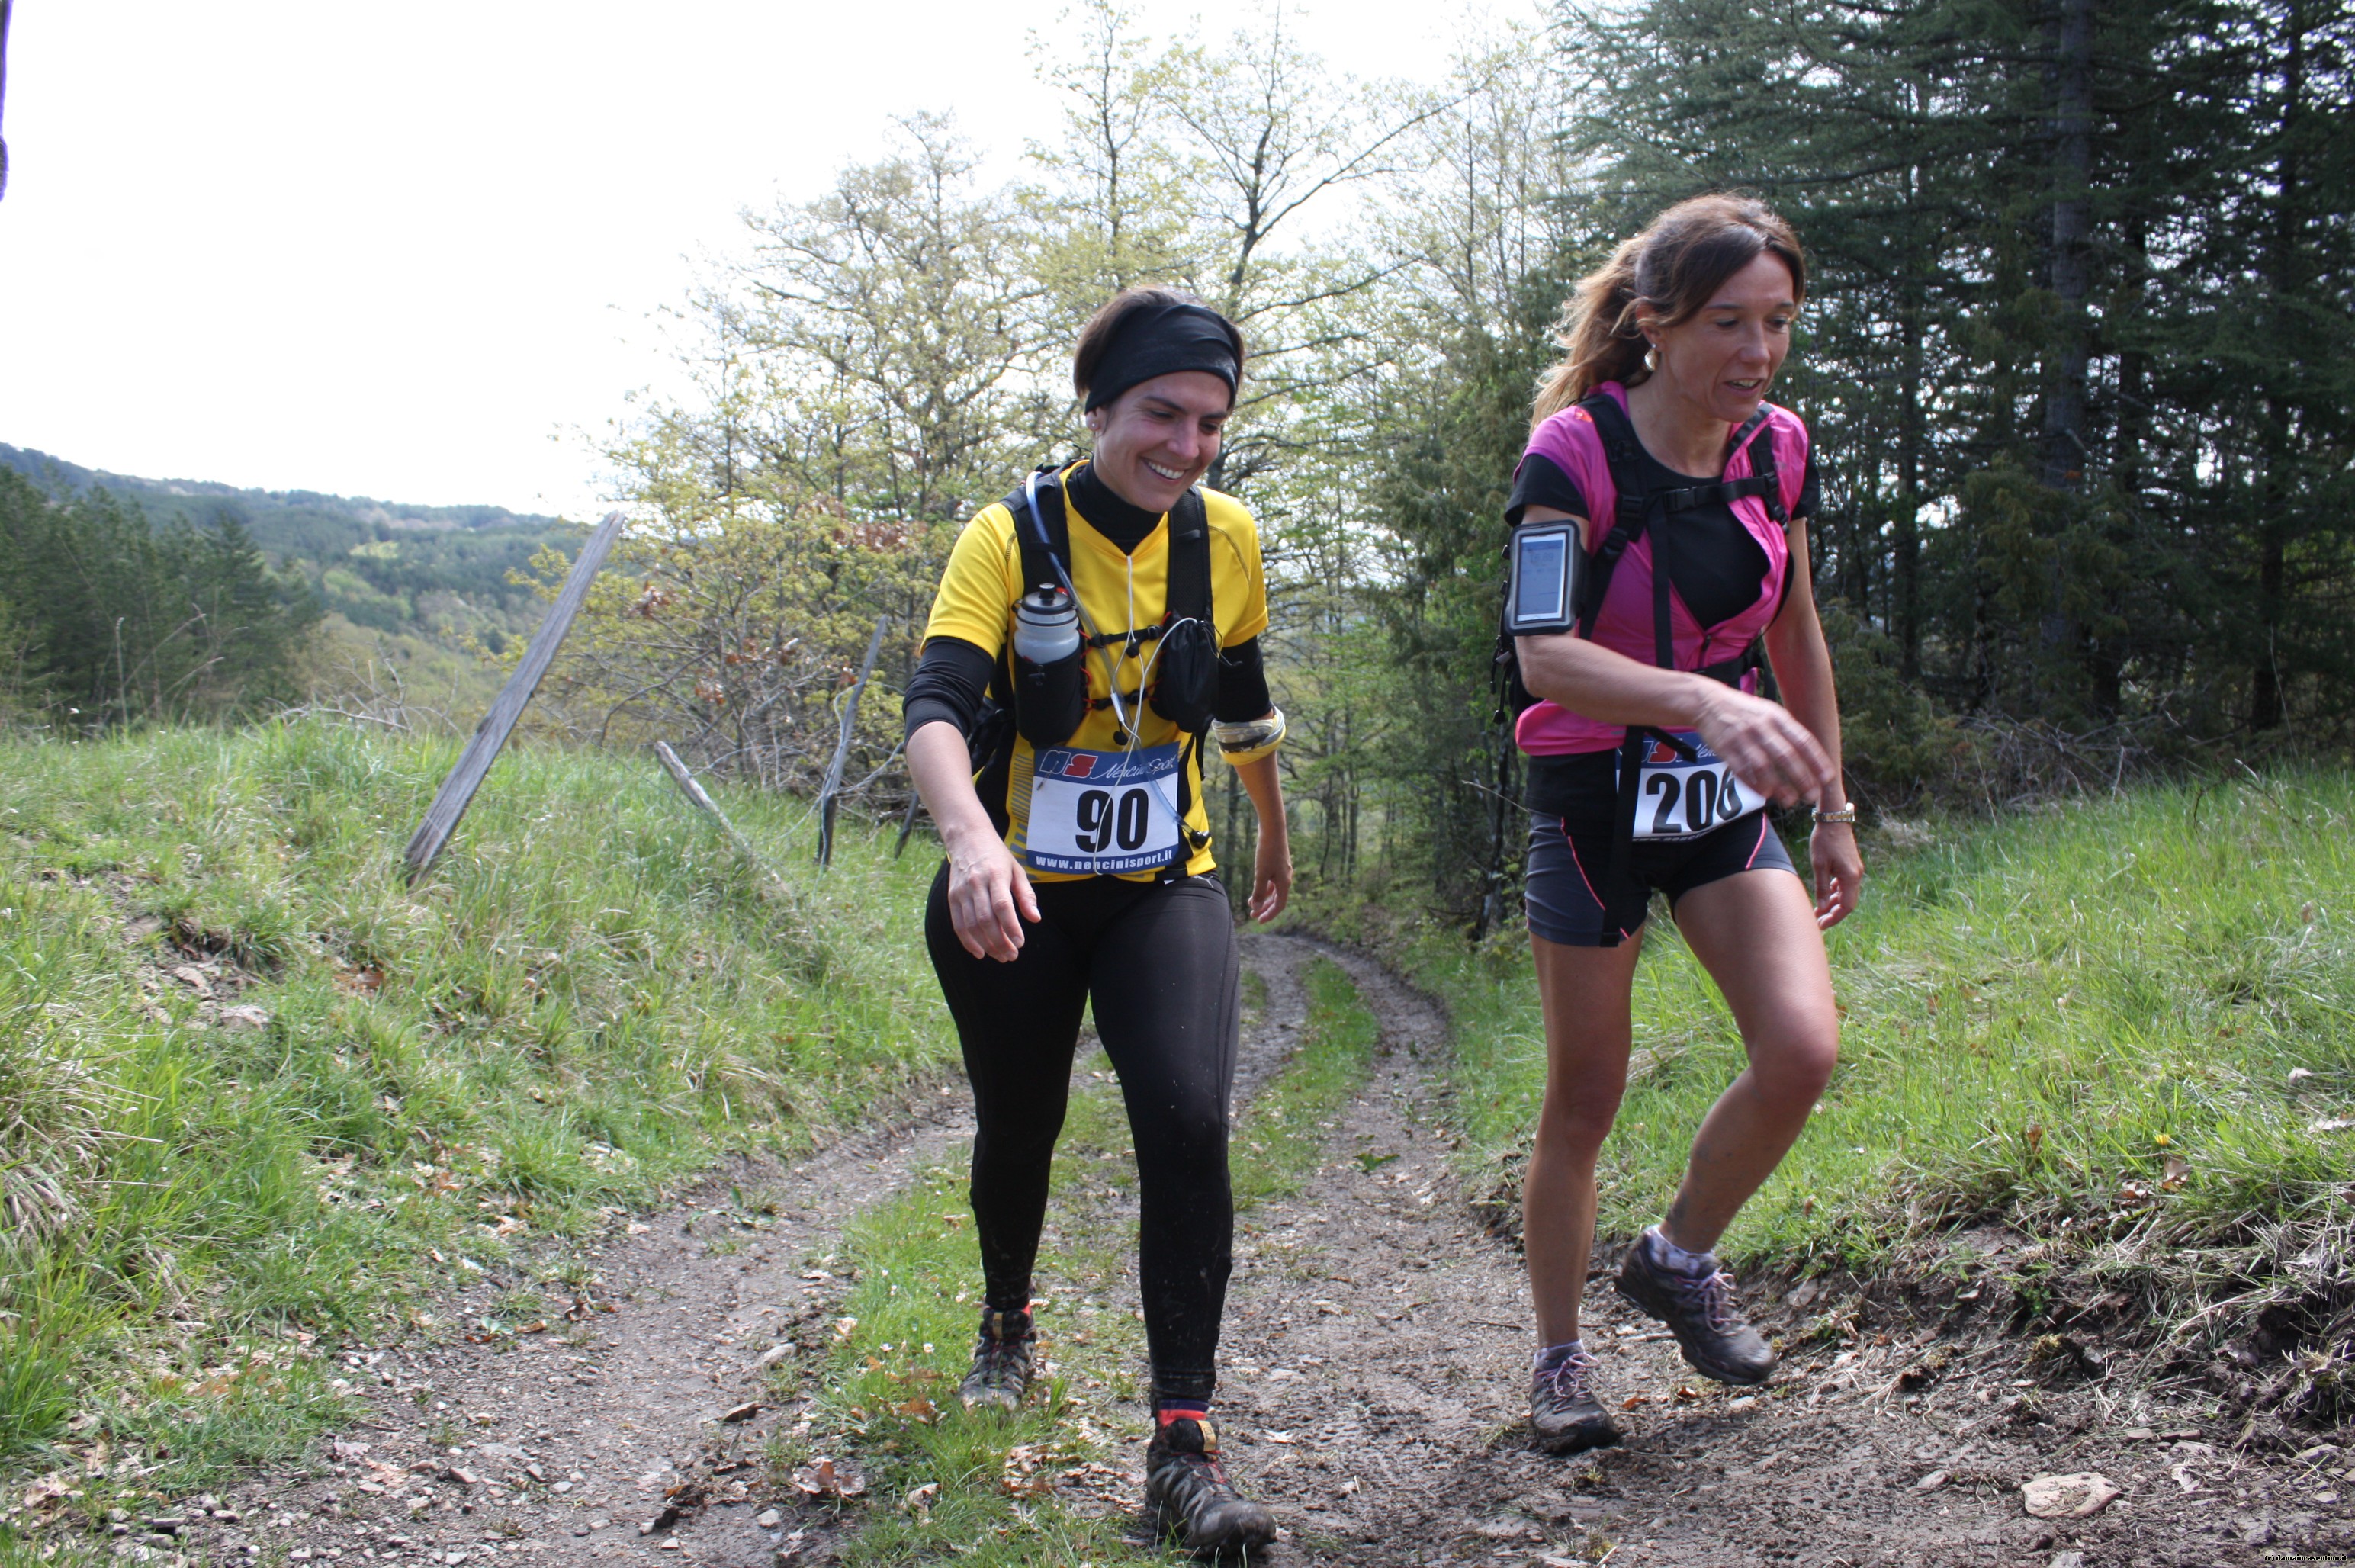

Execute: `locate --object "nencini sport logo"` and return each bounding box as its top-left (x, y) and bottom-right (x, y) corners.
top-left (1036, 750), bottom-right (1097, 779)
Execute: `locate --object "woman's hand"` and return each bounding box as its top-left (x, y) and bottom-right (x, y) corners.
top-left (1810, 821), bottom-right (1862, 930)
top-left (1692, 684), bottom-right (1838, 809)
top-left (1231, 746), bottom-right (1291, 924)
top-left (907, 719), bottom-right (1039, 962)
top-left (945, 831), bottom-right (1039, 961)
top-left (1249, 827), bottom-right (1293, 923)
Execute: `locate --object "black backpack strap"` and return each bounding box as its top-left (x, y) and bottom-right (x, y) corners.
top-left (970, 464), bottom-right (1076, 826)
top-left (1007, 463), bottom-right (1073, 598)
top-left (1573, 392), bottom-right (1652, 642)
top-left (1165, 488), bottom-right (1211, 624)
top-left (1161, 487), bottom-right (1215, 876)
top-left (1591, 400), bottom-right (1779, 918)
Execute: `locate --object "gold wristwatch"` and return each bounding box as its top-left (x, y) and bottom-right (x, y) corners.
top-left (1812, 802), bottom-right (1858, 825)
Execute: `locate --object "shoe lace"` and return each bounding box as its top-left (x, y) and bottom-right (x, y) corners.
top-left (1171, 1448), bottom-right (1233, 1497)
top-left (1536, 1348), bottom-right (1599, 1403)
top-left (969, 1329), bottom-right (1027, 1382)
top-left (1671, 1268), bottom-right (1744, 1336)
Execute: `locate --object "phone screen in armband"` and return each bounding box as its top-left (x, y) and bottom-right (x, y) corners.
top-left (1507, 525), bottom-right (1579, 635)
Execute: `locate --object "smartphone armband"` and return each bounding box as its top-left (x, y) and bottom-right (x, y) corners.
top-left (1505, 524), bottom-right (1581, 637)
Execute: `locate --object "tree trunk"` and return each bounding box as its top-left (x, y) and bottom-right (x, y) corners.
top-left (1897, 254), bottom-right (1926, 683)
top-left (2040, 0), bottom-right (2096, 664)
top-left (2248, 2), bottom-right (2308, 733)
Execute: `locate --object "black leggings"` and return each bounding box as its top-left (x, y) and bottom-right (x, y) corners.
top-left (925, 864), bottom-right (1240, 1404)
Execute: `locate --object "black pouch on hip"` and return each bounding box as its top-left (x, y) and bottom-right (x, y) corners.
top-left (1147, 616), bottom-right (1216, 731)
top-left (1013, 647), bottom-right (1088, 748)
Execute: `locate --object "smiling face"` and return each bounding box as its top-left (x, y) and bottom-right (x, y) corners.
top-left (1640, 250), bottom-right (1799, 429)
top-left (1084, 370), bottom-right (1232, 514)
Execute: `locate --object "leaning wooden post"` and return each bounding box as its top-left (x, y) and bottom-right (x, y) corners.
top-left (653, 741), bottom-right (784, 893)
top-left (401, 510), bottom-right (626, 884)
top-left (814, 615), bottom-right (888, 869)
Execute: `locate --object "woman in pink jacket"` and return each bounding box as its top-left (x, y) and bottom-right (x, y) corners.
top-left (1499, 194), bottom-right (1862, 1453)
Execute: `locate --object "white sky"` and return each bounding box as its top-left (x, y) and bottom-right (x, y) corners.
top-left (0, 2), bottom-right (1515, 518)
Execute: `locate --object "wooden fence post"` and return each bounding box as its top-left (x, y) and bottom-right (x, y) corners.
top-left (400, 510), bottom-right (626, 884)
top-left (652, 741), bottom-right (793, 897)
top-left (814, 615), bottom-right (889, 868)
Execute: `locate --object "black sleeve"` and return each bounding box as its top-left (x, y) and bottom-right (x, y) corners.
top-left (1793, 445), bottom-right (1821, 521)
top-left (903, 636), bottom-right (997, 741)
top-left (1213, 636), bottom-right (1272, 723)
top-left (1504, 453), bottom-right (1589, 530)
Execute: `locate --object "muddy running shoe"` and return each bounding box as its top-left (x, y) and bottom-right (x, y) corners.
top-left (1144, 1417), bottom-right (1277, 1560)
top-left (1614, 1233), bottom-right (1776, 1386)
top-left (957, 1307), bottom-right (1035, 1412)
top-left (1531, 1345), bottom-right (1621, 1454)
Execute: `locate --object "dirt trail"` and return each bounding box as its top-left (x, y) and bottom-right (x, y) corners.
top-left (199, 936), bottom-right (1309, 1568)
top-left (1219, 937), bottom-right (2348, 1568)
top-left (204, 1091), bottom-right (976, 1567)
top-left (188, 934), bottom-right (2345, 1568)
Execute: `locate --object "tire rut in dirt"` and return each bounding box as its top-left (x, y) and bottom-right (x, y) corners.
top-left (217, 1094), bottom-right (977, 1566)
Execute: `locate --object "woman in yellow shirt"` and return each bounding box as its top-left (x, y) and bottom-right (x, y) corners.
top-left (902, 287), bottom-right (1291, 1557)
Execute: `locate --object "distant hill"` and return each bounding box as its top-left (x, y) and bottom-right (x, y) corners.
top-left (0, 442), bottom-right (567, 551)
top-left (0, 443), bottom-right (580, 654)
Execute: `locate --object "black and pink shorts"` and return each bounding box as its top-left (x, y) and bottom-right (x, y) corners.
top-left (1523, 808), bottom-right (1797, 948)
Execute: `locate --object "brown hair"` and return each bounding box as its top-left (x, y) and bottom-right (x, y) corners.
top-left (1531, 194), bottom-right (1807, 428)
top-left (1072, 286), bottom-right (1247, 406)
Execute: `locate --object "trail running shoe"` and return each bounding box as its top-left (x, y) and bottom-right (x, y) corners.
top-left (1144, 1417), bottom-right (1277, 1560)
top-left (1531, 1346), bottom-right (1621, 1454)
top-left (1614, 1234), bottom-right (1776, 1386)
top-left (956, 1307), bottom-right (1035, 1412)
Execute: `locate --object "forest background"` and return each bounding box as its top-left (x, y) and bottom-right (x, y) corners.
top-left (4, 0), bottom-right (2350, 929)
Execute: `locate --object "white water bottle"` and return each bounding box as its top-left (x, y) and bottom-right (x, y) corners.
top-left (1013, 586), bottom-right (1080, 666)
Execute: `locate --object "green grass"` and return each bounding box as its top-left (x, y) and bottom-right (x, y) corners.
top-left (0, 722), bottom-right (950, 1499)
top-left (1413, 771), bottom-right (2354, 1316)
top-left (1232, 958), bottom-right (1380, 1203)
top-left (786, 955), bottom-right (1379, 1563)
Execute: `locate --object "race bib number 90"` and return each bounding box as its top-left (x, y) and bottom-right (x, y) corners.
top-left (1022, 744), bottom-right (1185, 875)
top-left (1618, 731), bottom-right (1762, 841)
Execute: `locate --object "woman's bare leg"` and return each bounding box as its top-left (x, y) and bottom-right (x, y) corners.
top-left (1524, 933), bottom-right (1645, 1346)
top-left (1653, 868), bottom-right (1840, 1254)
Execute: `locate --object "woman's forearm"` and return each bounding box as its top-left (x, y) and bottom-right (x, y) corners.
top-left (1235, 750), bottom-right (1287, 841)
top-left (1765, 615), bottom-right (1846, 802)
top-left (1515, 633), bottom-right (1733, 732)
top-left (907, 721), bottom-right (1000, 853)
top-left (1763, 522), bottom-right (1847, 805)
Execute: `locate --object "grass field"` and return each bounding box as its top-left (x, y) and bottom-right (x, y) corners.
top-left (0, 724), bottom-right (951, 1485)
top-left (1411, 773), bottom-right (2354, 1349)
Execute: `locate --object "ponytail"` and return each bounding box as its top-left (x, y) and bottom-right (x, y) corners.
top-left (1531, 194), bottom-right (1807, 432)
top-left (1531, 235), bottom-right (1651, 428)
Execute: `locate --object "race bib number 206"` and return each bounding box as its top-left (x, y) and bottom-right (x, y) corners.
top-left (1618, 731), bottom-right (1762, 841)
top-left (1021, 744), bottom-right (1184, 875)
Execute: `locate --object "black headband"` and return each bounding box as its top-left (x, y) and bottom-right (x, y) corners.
top-left (1084, 301), bottom-right (1240, 412)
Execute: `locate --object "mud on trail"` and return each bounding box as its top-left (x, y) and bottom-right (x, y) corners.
top-left (195, 935), bottom-right (2345, 1568)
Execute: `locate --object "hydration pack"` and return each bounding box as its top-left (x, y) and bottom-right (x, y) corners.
top-left (1491, 393), bottom-right (1789, 730)
top-left (1488, 395), bottom-right (1796, 907)
top-left (969, 463), bottom-right (1217, 872)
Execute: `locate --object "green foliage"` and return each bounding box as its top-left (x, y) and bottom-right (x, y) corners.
top-left (1559, 0), bottom-right (2355, 736)
top-left (1412, 771), bottom-right (2354, 1315)
top-left (0, 443), bottom-right (564, 660)
top-left (0, 725), bottom-right (950, 1472)
top-left (0, 470), bottom-right (323, 728)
